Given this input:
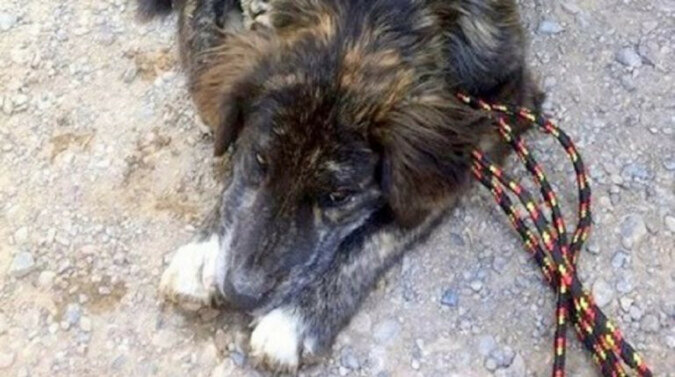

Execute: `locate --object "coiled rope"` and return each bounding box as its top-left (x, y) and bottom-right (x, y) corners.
top-left (458, 93), bottom-right (652, 377)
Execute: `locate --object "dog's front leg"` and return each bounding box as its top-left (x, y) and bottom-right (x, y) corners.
top-left (249, 211), bottom-right (444, 372)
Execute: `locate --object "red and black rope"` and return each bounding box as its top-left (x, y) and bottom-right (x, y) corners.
top-left (458, 93), bottom-right (652, 377)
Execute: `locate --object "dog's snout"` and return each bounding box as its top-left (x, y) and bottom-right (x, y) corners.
top-left (221, 276), bottom-right (265, 311)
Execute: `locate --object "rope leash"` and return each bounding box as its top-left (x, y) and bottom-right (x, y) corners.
top-left (458, 93), bottom-right (653, 377)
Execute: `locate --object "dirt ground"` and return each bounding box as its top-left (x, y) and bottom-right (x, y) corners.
top-left (0, 0), bottom-right (673, 376)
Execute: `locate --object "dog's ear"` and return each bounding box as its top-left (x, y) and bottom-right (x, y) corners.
top-left (372, 94), bottom-right (485, 227)
top-left (190, 31), bottom-right (277, 156)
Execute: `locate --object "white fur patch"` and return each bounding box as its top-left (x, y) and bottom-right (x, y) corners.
top-left (159, 235), bottom-right (220, 311)
top-left (250, 308), bottom-right (304, 372)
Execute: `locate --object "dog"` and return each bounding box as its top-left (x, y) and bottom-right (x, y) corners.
top-left (139, 0), bottom-right (542, 372)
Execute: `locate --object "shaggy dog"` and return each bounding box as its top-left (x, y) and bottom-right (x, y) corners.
top-left (139, 0), bottom-right (542, 372)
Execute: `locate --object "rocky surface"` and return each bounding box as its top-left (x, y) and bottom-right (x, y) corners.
top-left (0, 0), bottom-right (673, 376)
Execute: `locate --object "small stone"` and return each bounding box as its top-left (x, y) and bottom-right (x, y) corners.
top-left (616, 276), bottom-right (633, 294)
top-left (80, 316), bottom-right (92, 332)
top-left (640, 314), bottom-right (659, 333)
top-left (585, 240), bottom-right (600, 255)
top-left (538, 20), bottom-right (564, 35)
top-left (492, 255), bottom-right (508, 273)
top-left (0, 351), bottom-right (14, 369)
top-left (38, 270), bottom-right (56, 288)
top-left (484, 357), bottom-right (498, 372)
top-left (611, 251), bottom-right (630, 269)
top-left (620, 214), bottom-right (647, 249)
top-left (411, 359), bottom-right (420, 370)
top-left (122, 67), bottom-right (137, 83)
top-left (470, 280), bottom-right (483, 292)
top-left (448, 232), bottom-right (465, 247)
top-left (2, 97), bottom-right (13, 115)
top-left (340, 347), bottom-right (360, 370)
top-left (664, 215), bottom-right (675, 232)
top-left (495, 353), bottom-right (526, 377)
top-left (561, 1), bottom-right (581, 14)
top-left (0, 12), bottom-right (17, 32)
top-left (615, 47), bottom-right (642, 68)
top-left (592, 279), bottom-right (614, 307)
top-left (13, 227), bottom-right (29, 244)
top-left (111, 354), bottom-right (126, 370)
top-left (666, 335), bottom-right (675, 349)
top-left (629, 305), bottom-right (643, 321)
top-left (663, 156), bottom-right (675, 171)
top-left (9, 252), bottom-right (35, 277)
top-left (477, 335), bottom-right (497, 357)
top-left (619, 297), bottom-right (634, 312)
top-left (621, 162), bottom-right (652, 182)
top-left (373, 319), bottom-right (401, 344)
top-left (230, 351), bottom-right (245, 367)
top-left (440, 288), bottom-right (459, 307)
top-left (65, 303), bottom-right (82, 326)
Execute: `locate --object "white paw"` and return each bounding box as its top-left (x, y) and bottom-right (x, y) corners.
top-left (159, 235), bottom-right (220, 311)
top-left (250, 308), bottom-right (305, 373)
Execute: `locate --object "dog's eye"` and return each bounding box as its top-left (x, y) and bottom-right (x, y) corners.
top-left (327, 190), bottom-right (353, 206)
top-left (255, 152), bottom-right (267, 169)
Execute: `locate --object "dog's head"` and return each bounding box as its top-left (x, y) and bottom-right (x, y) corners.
top-left (195, 13), bottom-right (484, 311)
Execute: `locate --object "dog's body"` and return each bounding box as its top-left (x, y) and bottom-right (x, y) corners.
top-left (142, 0), bottom-right (541, 372)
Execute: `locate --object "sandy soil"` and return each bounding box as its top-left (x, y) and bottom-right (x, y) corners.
top-left (0, 0), bottom-right (673, 376)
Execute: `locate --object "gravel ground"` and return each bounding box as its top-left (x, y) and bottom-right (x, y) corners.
top-left (0, 0), bottom-right (673, 376)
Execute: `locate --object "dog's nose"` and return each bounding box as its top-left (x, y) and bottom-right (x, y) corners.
top-left (220, 278), bottom-right (264, 311)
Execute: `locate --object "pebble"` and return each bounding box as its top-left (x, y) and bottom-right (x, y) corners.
top-left (230, 351), bottom-right (246, 367)
top-left (477, 335), bottom-right (497, 357)
top-left (65, 304), bottom-right (82, 326)
top-left (621, 162), bottom-right (652, 182)
top-left (484, 357), bottom-right (498, 372)
top-left (491, 346), bottom-right (516, 368)
top-left (611, 251), bottom-right (630, 269)
top-left (619, 297), bottom-right (634, 312)
top-left (640, 314), bottom-right (659, 333)
top-left (616, 276), bottom-right (633, 294)
top-left (13, 227), bottom-right (29, 244)
top-left (0, 12), bottom-right (17, 32)
top-left (2, 96), bottom-right (13, 115)
top-left (592, 279), bottom-right (615, 307)
top-left (538, 20), bottom-right (564, 35)
top-left (585, 240), bottom-right (600, 255)
top-left (373, 319), bottom-right (400, 344)
top-left (80, 316), bottom-right (92, 332)
top-left (620, 214), bottom-right (647, 249)
top-left (38, 270), bottom-right (56, 288)
top-left (340, 347), bottom-right (360, 370)
top-left (470, 280), bottom-right (484, 292)
top-left (440, 288), bottom-right (459, 307)
top-left (666, 335), bottom-right (675, 349)
top-left (664, 215), bottom-right (675, 232)
top-left (9, 252), bottom-right (35, 277)
top-left (615, 47), bottom-right (642, 68)
top-left (0, 351), bottom-right (15, 369)
top-left (111, 354), bottom-right (126, 370)
top-left (494, 353), bottom-right (526, 377)
top-left (629, 305), bottom-right (644, 321)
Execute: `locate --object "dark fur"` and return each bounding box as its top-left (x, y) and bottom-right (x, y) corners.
top-left (140, 0), bottom-right (542, 369)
